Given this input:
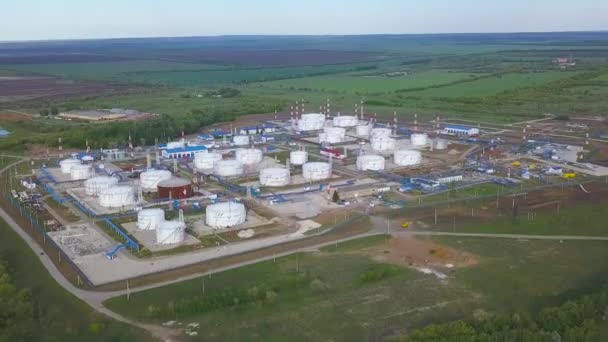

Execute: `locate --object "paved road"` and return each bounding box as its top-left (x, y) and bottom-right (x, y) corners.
top-left (403, 231), bottom-right (608, 241)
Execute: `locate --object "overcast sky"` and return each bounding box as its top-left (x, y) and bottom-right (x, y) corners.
top-left (1, 0), bottom-right (607, 41)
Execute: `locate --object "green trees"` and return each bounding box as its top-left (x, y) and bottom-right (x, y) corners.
top-left (404, 286), bottom-right (608, 341)
top-left (0, 262), bottom-right (36, 341)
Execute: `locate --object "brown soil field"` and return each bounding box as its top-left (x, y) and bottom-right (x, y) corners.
top-left (0, 76), bottom-right (141, 105)
top-left (0, 110), bottom-right (33, 121)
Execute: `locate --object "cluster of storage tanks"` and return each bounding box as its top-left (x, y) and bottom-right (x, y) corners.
top-left (259, 167), bottom-right (291, 187)
top-left (140, 170), bottom-right (172, 191)
top-left (59, 158), bottom-right (92, 181)
top-left (332, 115), bottom-right (359, 127)
top-left (297, 113), bottom-right (326, 131)
top-left (302, 162), bottom-right (332, 181)
top-left (194, 151), bottom-right (222, 170)
top-left (137, 208), bottom-right (185, 245)
top-left (356, 155), bottom-right (385, 171)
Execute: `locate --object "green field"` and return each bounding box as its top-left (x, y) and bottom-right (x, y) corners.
top-left (104, 216), bottom-right (608, 341)
top-left (403, 71), bottom-right (579, 98)
top-left (0, 218), bottom-right (153, 341)
top-left (251, 71), bottom-right (481, 94)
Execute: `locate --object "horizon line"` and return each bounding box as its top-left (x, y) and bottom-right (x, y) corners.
top-left (1, 29), bottom-right (608, 44)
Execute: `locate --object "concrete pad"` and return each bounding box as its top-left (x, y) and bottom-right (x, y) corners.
top-left (48, 223), bottom-right (113, 259)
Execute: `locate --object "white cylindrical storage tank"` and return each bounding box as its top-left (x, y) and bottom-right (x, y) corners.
top-left (259, 168), bottom-right (291, 187)
top-left (434, 139), bottom-right (449, 150)
top-left (194, 151), bottom-right (222, 170)
top-left (213, 159), bottom-right (244, 177)
top-left (356, 124), bottom-right (372, 137)
top-left (333, 115), bottom-right (359, 127)
top-left (140, 170), bottom-right (172, 191)
top-left (297, 113), bottom-right (326, 131)
top-left (411, 133), bottom-right (429, 147)
top-left (233, 135), bottom-right (250, 146)
top-left (84, 176), bottom-right (119, 196)
top-left (60, 158), bottom-right (81, 174)
top-left (371, 137), bottom-right (396, 152)
top-left (371, 128), bottom-right (392, 139)
top-left (356, 155), bottom-right (386, 171)
top-left (319, 127), bottom-right (346, 144)
top-left (290, 151), bottom-right (308, 165)
top-left (137, 208), bottom-right (165, 230)
top-left (235, 148), bottom-right (263, 165)
top-left (99, 186), bottom-right (135, 208)
top-left (394, 150), bottom-right (422, 166)
top-left (302, 162), bottom-right (332, 181)
top-left (205, 202), bottom-right (247, 229)
top-left (70, 164), bottom-right (91, 180)
top-left (156, 220), bottom-right (185, 244)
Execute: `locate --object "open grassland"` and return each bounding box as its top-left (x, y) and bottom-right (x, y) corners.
top-left (0, 218), bottom-right (154, 341)
top-left (105, 218), bottom-right (608, 341)
top-left (249, 71), bottom-right (481, 94)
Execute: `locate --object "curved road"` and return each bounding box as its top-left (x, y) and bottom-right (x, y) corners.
top-left (3, 158), bottom-right (608, 341)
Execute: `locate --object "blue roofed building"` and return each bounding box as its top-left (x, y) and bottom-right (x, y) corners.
top-left (162, 145), bottom-right (207, 159)
top-left (442, 125), bottom-right (479, 136)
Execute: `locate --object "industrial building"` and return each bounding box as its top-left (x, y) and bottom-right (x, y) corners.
top-left (161, 145), bottom-right (207, 159)
top-left (442, 125), bottom-right (480, 136)
top-left (336, 182), bottom-right (391, 200)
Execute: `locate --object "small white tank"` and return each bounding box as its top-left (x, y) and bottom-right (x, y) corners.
top-left (394, 150), bottom-right (422, 166)
top-left (371, 128), bottom-right (392, 139)
top-left (213, 159), bottom-right (244, 177)
top-left (205, 201), bottom-right (247, 229)
top-left (137, 208), bottom-right (165, 230)
top-left (233, 135), bottom-right (250, 146)
top-left (333, 115), bottom-right (359, 127)
top-left (194, 151), bottom-right (222, 170)
top-left (356, 155), bottom-right (385, 171)
top-left (356, 124), bottom-right (372, 137)
top-left (60, 158), bottom-right (81, 174)
top-left (302, 162), bottom-right (332, 181)
top-left (156, 220), bottom-right (185, 244)
top-left (235, 148), bottom-right (263, 165)
top-left (259, 168), bottom-right (291, 187)
top-left (411, 133), bottom-right (429, 147)
top-left (84, 176), bottom-right (119, 196)
top-left (434, 139), bottom-right (449, 150)
top-left (140, 170), bottom-right (172, 191)
top-left (70, 164), bottom-right (91, 180)
top-left (290, 151), bottom-right (308, 165)
top-left (298, 113), bottom-right (326, 131)
top-left (99, 186), bottom-right (135, 208)
top-left (371, 137), bottom-right (396, 152)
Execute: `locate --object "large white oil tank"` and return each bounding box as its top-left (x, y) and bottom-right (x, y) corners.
top-left (298, 113), bottom-right (326, 131)
top-left (233, 135), bottom-right (250, 146)
top-left (205, 201), bottom-right (247, 229)
top-left (371, 137), bottom-right (396, 152)
top-left (140, 170), bottom-right (172, 191)
top-left (167, 140), bottom-right (186, 149)
top-left (333, 115), bottom-right (359, 127)
top-left (302, 162), bottom-right (332, 181)
top-left (411, 133), bottom-right (429, 147)
top-left (235, 148), bottom-right (263, 165)
top-left (434, 139), bottom-right (449, 150)
top-left (371, 128), bottom-right (392, 139)
top-left (60, 158), bottom-right (81, 174)
top-left (194, 151), bottom-right (222, 170)
top-left (290, 151), bottom-right (308, 165)
top-left (356, 124), bottom-right (372, 137)
top-left (356, 155), bottom-right (386, 171)
top-left (84, 176), bottom-right (119, 196)
top-left (394, 150), bottom-right (422, 166)
top-left (137, 208), bottom-right (165, 230)
top-left (99, 186), bottom-right (135, 208)
top-left (319, 127), bottom-right (346, 144)
top-left (70, 164), bottom-right (91, 181)
top-left (156, 220), bottom-right (185, 244)
top-left (259, 168), bottom-right (291, 187)
top-left (213, 159), bottom-right (244, 177)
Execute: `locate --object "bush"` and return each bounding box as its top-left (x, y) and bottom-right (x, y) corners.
top-left (310, 279), bottom-right (329, 293)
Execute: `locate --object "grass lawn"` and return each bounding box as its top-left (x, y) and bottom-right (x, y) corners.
top-left (104, 217), bottom-right (608, 341)
top-left (252, 71), bottom-right (480, 94)
top-left (0, 218), bottom-right (154, 341)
